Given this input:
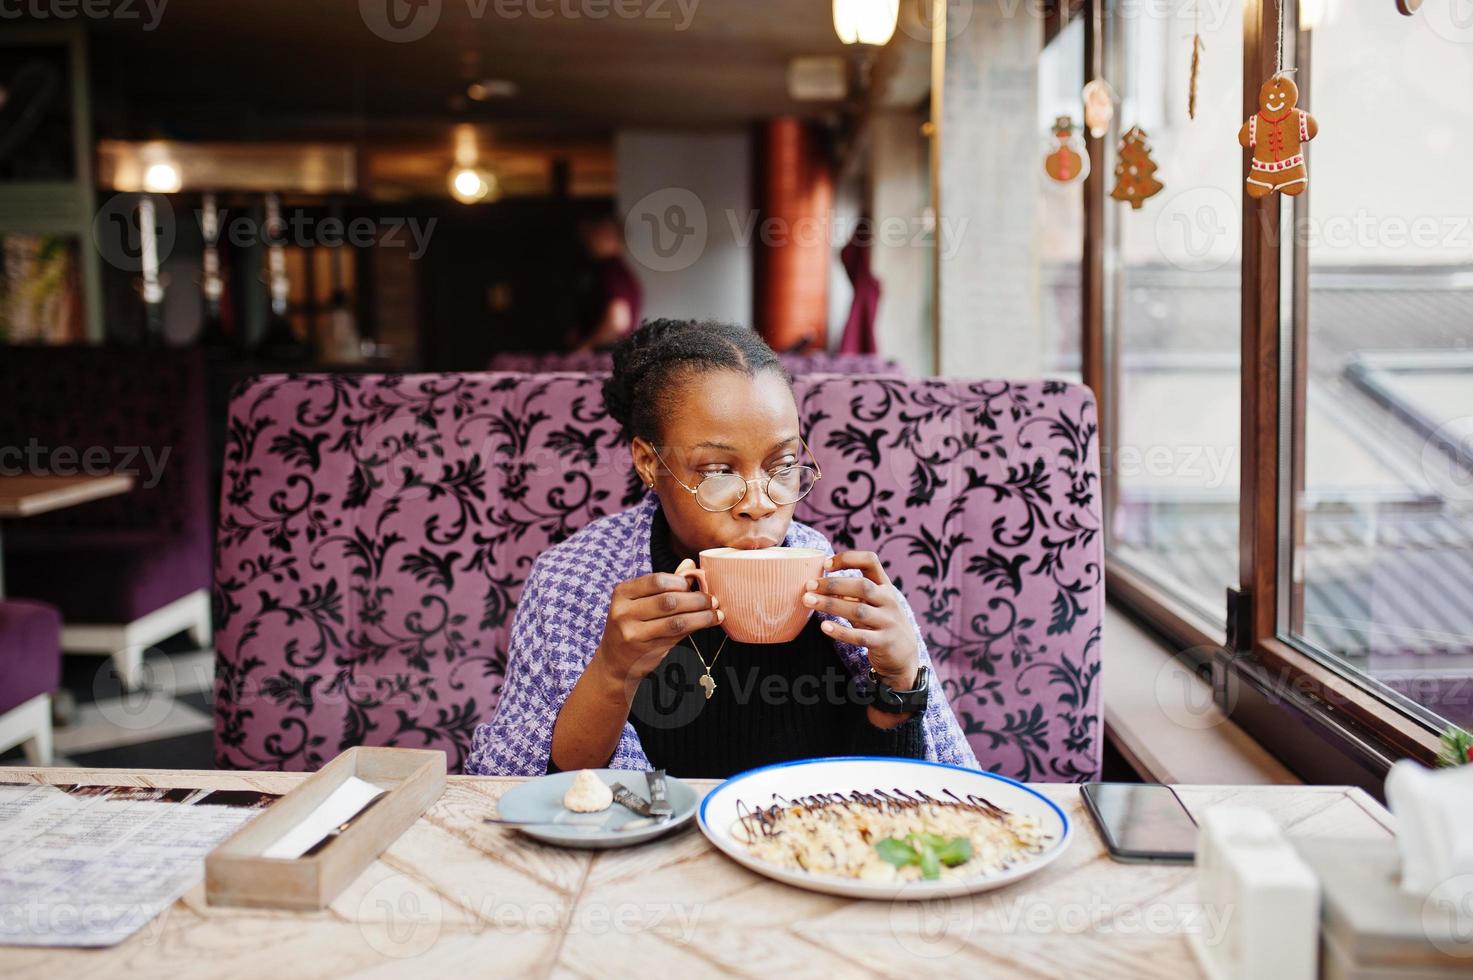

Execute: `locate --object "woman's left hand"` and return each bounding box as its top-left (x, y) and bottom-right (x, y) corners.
top-left (803, 550), bottom-right (919, 691)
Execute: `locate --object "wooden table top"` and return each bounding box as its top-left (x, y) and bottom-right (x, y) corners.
top-left (0, 474), bottom-right (134, 519)
top-left (0, 768), bottom-right (1396, 979)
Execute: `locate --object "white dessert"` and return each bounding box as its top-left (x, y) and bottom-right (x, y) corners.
top-left (562, 769), bottom-right (613, 813)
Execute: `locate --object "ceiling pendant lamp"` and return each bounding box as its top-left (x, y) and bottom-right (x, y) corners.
top-left (832, 0), bottom-right (900, 47)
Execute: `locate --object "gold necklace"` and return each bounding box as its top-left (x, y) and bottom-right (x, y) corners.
top-left (687, 631), bottom-right (730, 700)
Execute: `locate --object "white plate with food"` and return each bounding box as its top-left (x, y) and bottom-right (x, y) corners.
top-left (697, 756), bottom-right (1072, 899)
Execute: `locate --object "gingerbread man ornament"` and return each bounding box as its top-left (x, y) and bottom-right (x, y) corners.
top-left (1238, 73), bottom-right (1318, 198)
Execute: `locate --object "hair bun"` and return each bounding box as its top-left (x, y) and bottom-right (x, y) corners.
top-left (603, 319), bottom-right (685, 434)
top-left (600, 318), bottom-right (786, 443)
top-left (600, 371), bottom-right (633, 432)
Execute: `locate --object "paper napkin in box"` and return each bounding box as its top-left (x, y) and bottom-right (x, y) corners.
top-left (1385, 760), bottom-right (1473, 897)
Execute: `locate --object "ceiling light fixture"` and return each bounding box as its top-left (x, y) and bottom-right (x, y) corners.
top-left (449, 166), bottom-right (497, 204)
top-left (832, 0), bottom-right (899, 46)
top-left (142, 161), bottom-right (182, 194)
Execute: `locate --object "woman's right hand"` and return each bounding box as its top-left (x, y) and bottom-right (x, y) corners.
top-left (593, 568), bottom-right (723, 690)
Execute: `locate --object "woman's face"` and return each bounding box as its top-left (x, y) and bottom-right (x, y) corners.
top-left (631, 368), bottom-right (805, 559)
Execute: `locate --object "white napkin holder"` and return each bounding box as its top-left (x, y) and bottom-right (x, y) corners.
top-left (1384, 759), bottom-right (1473, 898)
top-left (1189, 805), bottom-right (1320, 980)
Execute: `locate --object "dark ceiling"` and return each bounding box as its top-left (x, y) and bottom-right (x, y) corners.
top-left (70, 0), bottom-right (853, 142)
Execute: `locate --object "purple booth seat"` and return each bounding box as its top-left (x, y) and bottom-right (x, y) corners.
top-left (214, 373), bottom-right (1102, 780)
top-left (0, 599), bottom-right (62, 764)
top-left (488, 350), bottom-right (906, 376)
top-left (0, 346), bottom-right (213, 689)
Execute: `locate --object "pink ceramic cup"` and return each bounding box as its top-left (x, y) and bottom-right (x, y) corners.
top-left (678, 546), bottom-right (829, 644)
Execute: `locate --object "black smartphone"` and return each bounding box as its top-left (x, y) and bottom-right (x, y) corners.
top-left (1081, 782), bottom-right (1198, 864)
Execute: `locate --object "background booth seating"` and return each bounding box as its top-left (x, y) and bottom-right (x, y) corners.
top-left (0, 599), bottom-right (62, 764)
top-left (488, 350), bottom-right (906, 376)
top-left (0, 346), bottom-right (213, 690)
top-left (213, 372), bottom-right (1103, 781)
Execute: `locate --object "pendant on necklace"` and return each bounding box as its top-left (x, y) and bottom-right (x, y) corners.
top-left (698, 672), bottom-right (716, 699)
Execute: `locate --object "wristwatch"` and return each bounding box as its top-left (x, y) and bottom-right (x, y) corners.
top-left (867, 666), bottom-right (930, 714)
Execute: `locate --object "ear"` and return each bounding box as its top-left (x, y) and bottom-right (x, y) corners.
top-left (630, 436), bottom-right (659, 488)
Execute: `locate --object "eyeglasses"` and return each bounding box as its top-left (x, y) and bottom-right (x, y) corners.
top-left (651, 436), bottom-right (823, 513)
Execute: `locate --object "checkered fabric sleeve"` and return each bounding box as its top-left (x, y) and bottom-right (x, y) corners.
top-left (464, 498), bottom-right (979, 775)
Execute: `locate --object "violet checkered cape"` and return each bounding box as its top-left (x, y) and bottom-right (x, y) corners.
top-left (465, 494), bottom-right (980, 775)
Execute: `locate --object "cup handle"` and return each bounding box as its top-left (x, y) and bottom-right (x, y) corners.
top-left (674, 558), bottom-right (708, 595)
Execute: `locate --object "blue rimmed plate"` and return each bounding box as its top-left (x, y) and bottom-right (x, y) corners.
top-left (698, 756), bottom-right (1072, 899)
top-left (494, 769), bottom-right (697, 849)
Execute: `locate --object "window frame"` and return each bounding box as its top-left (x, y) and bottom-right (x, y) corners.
top-left (1085, 0), bottom-right (1445, 781)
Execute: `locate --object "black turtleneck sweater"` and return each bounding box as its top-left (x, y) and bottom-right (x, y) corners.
top-left (604, 508), bottom-right (924, 779)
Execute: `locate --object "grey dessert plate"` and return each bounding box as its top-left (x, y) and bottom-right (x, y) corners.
top-left (491, 769), bottom-right (698, 849)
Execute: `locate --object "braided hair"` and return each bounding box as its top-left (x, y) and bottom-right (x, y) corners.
top-left (602, 319), bottom-right (791, 443)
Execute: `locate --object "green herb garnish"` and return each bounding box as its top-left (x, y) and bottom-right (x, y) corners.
top-left (874, 837), bottom-right (919, 867)
top-left (874, 833), bottom-right (973, 880)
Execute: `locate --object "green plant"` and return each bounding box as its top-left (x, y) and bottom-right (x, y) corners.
top-left (1436, 726), bottom-right (1473, 768)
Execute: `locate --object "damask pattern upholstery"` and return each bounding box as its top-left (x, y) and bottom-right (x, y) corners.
top-left (214, 373), bottom-right (1103, 780)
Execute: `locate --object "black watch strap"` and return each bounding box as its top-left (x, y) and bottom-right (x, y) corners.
top-left (867, 666), bottom-right (930, 714)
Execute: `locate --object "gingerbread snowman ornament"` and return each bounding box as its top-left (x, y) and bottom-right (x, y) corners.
top-left (1238, 73), bottom-right (1318, 198)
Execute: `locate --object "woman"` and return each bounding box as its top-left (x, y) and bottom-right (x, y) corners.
top-left (466, 319), bottom-right (976, 777)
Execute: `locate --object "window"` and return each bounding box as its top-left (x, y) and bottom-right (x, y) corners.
top-left (1287, 3), bottom-right (1473, 732)
top-left (1104, 0), bottom-right (1244, 629)
top-left (1082, 0), bottom-right (1459, 773)
top-left (1039, 10), bottom-right (1085, 381)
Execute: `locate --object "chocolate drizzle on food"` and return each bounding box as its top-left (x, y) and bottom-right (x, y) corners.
top-left (737, 788), bottom-right (1010, 839)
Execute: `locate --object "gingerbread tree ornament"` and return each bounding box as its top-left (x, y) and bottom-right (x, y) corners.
top-left (1044, 115), bottom-right (1088, 184)
top-left (1110, 126), bottom-right (1164, 209)
top-left (1238, 73), bottom-right (1318, 198)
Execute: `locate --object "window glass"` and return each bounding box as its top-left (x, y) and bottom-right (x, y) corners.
top-left (1107, 0), bottom-right (1244, 626)
top-left (1039, 13), bottom-right (1085, 380)
top-left (1292, 2), bottom-right (1473, 730)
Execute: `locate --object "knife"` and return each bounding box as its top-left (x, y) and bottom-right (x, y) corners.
top-left (483, 815), bottom-right (664, 832)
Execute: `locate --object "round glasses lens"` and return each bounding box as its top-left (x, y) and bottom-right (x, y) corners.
top-left (767, 465), bottom-right (815, 505)
top-left (695, 473), bottom-right (747, 511)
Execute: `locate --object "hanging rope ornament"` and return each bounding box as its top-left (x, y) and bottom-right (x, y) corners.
top-left (1237, 0), bottom-right (1319, 198)
top-left (1188, 5), bottom-right (1204, 120)
top-left (1082, 0), bottom-right (1116, 137)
